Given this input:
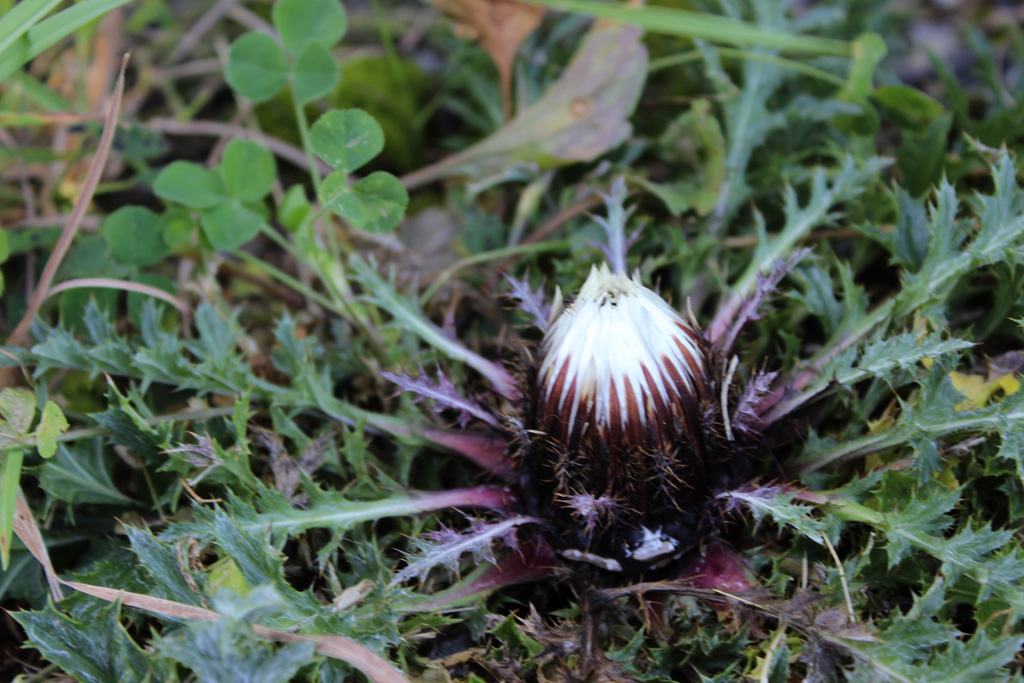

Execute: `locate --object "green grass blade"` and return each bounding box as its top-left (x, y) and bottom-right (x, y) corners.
top-left (0, 448), bottom-right (25, 570)
top-left (522, 0), bottom-right (852, 56)
top-left (0, 0), bottom-right (62, 57)
top-left (0, 0), bottom-right (132, 83)
top-left (4, 70), bottom-right (74, 110)
top-left (650, 46), bottom-right (847, 85)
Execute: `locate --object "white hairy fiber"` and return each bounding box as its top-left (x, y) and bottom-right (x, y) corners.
top-left (537, 264), bottom-right (706, 450)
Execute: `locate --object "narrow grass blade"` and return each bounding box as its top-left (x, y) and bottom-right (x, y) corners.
top-left (0, 0), bottom-right (132, 82)
top-left (0, 0), bottom-right (62, 57)
top-left (0, 448), bottom-right (24, 569)
top-left (522, 0), bottom-right (851, 56)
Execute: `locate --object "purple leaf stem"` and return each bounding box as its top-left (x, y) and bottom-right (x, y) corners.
top-left (382, 368), bottom-right (502, 429)
top-left (398, 539), bottom-right (557, 611)
top-left (731, 368), bottom-right (780, 435)
top-left (423, 428), bottom-right (514, 480)
top-left (713, 248), bottom-right (810, 352)
top-left (408, 485), bottom-right (517, 515)
top-left (505, 275), bottom-right (552, 331)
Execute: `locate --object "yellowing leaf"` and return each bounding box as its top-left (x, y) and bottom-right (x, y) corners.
top-left (997, 374), bottom-right (1020, 396)
top-left (36, 401), bottom-right (69, 459)
top-left (949, 369), bottom-right (1018, 411)
top-left (206, 557), bottom-right (251, 597)
top-left (950, 371), bottom-right (988, 411)
top-left (435, 0), bottom-right (543, 118)
top-left (933, 462), bottom-right (960, 491)
top-left (867, 400), bottom-right (900, 434)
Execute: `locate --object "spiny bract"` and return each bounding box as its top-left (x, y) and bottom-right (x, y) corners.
top-left (514, 264), bottom-right (752, 574)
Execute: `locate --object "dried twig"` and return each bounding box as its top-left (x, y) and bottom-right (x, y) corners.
top-left (13, 494), bottom-right (63, 600)
top-left (62, 581), bottom-right (410, 683)
top-left (146, 118), bottom-right (332, 175)
top-left (9, 215), bottom-right (102, 230)
top-left (168, 0), bottom-right (240, 63)
top-left (44, 277), bottom-right (189, 314)
top-left (5, 54), bottom-right (130, 350)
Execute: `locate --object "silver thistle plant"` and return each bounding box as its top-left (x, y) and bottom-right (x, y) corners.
top-left (387, 176), bottom-right (775, 587)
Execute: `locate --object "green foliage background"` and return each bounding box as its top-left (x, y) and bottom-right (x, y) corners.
top-left (2, 0), bottom-right (1024, 680)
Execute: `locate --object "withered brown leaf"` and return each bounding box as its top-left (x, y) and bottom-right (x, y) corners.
top-left (434, 0), bottom-right (544, 119)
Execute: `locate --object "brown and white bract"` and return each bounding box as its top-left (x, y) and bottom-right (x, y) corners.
top-left (536, 263), bottom-right (708, 453)
top-left (515, 264), bottom-right (744, 573)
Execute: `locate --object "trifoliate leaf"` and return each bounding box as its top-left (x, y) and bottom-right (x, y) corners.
top-left (319, 171), bottom-right (407, 233)
top-left (199, 199), bottom-right (265, 251)
top-left (310, 109), bottom-right (384, 174)
top-left (220, 139), bottom-right (276, 203)
top-left (153, 161), bottom-right (224, 209)
top-left (272, 0), bottom-right (346, 56)
top-left (291, 42), bottom-right (338, 104)
top-left (225, 32), bottom-right (289, 102)
top-left (102, 206), bottom-right (169, 267)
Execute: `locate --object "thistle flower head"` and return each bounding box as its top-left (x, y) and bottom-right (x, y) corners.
top-left (511, 263), bottom-right (737, 571)
top-left (536, 263), bottom-right (708, 453)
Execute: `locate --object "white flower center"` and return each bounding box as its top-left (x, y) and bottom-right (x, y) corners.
top-left (537, 264), bottom-right (707, 451)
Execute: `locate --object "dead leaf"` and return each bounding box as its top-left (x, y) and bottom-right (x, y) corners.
top-left (403, 19), bottom-right (648, 189)
top-left (434, 0), bottom-right (543, 120)
top-left (332, 578), bottom-right (374, 612)
top-left (13, 493), bottom-right (63, 600)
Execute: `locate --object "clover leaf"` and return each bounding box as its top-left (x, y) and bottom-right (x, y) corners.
top-left (154, 140), bottom-right (276, 251)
